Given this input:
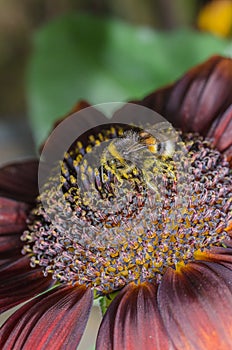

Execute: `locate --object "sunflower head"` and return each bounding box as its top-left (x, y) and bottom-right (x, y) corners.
top-left (20, 103), bottom-right (232, 295)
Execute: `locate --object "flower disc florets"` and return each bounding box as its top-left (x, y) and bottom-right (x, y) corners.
top-left (22, 120), bottom-right (232, 294)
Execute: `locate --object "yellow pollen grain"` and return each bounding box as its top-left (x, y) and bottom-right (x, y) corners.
top-left (89, 135), bottom-right (95, 142)
top-left (135, 259), bottom-right (144, 265)
top-left (154, 261), bottom-right (163, 268)
top-left (110, 252), bottom-right (119, 258)
top-left (161, 245), bottom-right (169, 253)
top-left (86, 145), bottom-right (92, 153)
top-left (166, 257), bottom-right (174, 265)
top-left (128, 263), bottom-right (135, 269)
top-left (147, 245), bottom-right (154, 253)
top-left (107, 266), bottom-right (116, 273)
top-left (118, 128), bottom-right (124, 136)
top-left (225, 221), bottom-right (232, 233)
top-left (70, 175), bottom-right (76, 185)
top-left (193, 249), bottom-right (209, 261)
top-left (77, 141), bottom-right (83, 149)
top-left (121, 270), bottom-right (129, 277)
top-left (98, 133), bottom-right (104, 141)
top-left (123, 256), bottom-right (131, 263)
top-left (170, 235), bottom-right (176, 243)
top-left (145, 252), bottom-right (151, 260)
top-left (87, 166), bottom-right (93, 174)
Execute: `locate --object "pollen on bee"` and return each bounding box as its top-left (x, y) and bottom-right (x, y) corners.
top-left (148, 144), bottom-right (157, 153)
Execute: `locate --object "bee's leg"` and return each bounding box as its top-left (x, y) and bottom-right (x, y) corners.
top-left (100, 164), bottom-right (106, 184)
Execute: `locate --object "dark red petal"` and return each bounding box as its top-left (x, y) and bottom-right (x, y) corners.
top-left (161, 56), bottom-right (221, 130)
top-left (190, 58), bottom-right (232, 133)
top-left (0, 197), bottom-right (30, 235)
top-left (207, 104), bottom-right (232, 158)
top-left (96, 282), bottom-right (173, 350)
top-left (198, 261), bottom-right (232, 290)
top-left (0, 256), bottom-right (53, 313)
top-left (0, 196), bottom-right (31, 268)
top-left (0, 255), bottom-right (32, 278)
top-left (0, 233), bottom-right (23, 260)
top-left (158, 263), bottom-right (232, 350)
top-left (0, 160), bottom-right (38, 204)
top-left (224, 144), bottom-right (232, 164)
top-left (0, 285), bottom-right (93, 350)
top-left (195, 245), bottom-right (232, 263)
top-left (194, 246), bottom-right (232, 276)
top-left (131, 84), bottom-right (172, 118)
top-left (0, 229), bottom-right (24, 267)
top-left (138, 56), bottom-right (225, 130)
top-left (138, 55), bottom-right (232, 163)
top-left (0, 266), bottom-right (54, 312)
top-left (0, 224), bottom-right (53, 315)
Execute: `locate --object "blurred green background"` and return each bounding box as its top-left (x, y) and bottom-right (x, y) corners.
top-left (0, 0), bottom-right (225, 115)
top-left (0, 0), bottom-right (210, 112)
top-left (1, 0), bottom-right (232, 150)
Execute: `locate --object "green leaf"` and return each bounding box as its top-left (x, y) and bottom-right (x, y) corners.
top-left (27, 13), bottom-right (229, 146)
top-left (99, 291), bottom-right (119, 316)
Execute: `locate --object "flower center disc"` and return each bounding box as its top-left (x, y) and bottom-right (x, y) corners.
top-left (22, 105), bottom-right (232, 294)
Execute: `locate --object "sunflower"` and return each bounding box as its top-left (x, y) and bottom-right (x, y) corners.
top-left (0, 55), bottom-right (232, 350)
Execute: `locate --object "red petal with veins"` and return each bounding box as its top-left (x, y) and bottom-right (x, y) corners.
top-left (158, 263), bottom-right (232, 350)
top-left (0, 197), bottom-right (30, 235)
top-left (0, 196), bottom-right (31, 267)
top-left (96, 282), bottom-right (173, 350)
top-left (0, 285), bottom-right (93, 350)
top-left (0, 233), bottom-right (23, 260)
top-left (164, 55), bottom-right (221, 130)
top-left (0, 255), bottom-right (32, 278)
top-left (198, 261), bottom-right (232, 289)
top-left (224, 144), bottom-right (232, 163)
top-left (0, 256), bottom-right (53, 313)
top-left (191, 58), bottom-right (232, 132)
top-left (0, 160), bottom-right (38, 204)
top-left (195, 245), bottom-right (232, 264)
top-left (207, 104), bottom-right (232, 160)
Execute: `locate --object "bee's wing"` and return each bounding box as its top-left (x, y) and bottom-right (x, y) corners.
top-left (118, 131), bottom-right (146, 155)
top-left (144, 121), bottom-right (178, 143)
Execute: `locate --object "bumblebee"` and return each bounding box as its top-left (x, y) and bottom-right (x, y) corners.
top-left (98, 121), bottom-right (178, 196)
